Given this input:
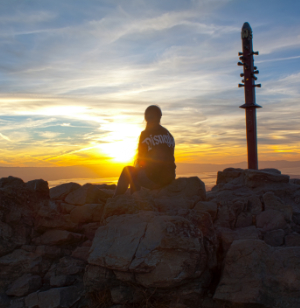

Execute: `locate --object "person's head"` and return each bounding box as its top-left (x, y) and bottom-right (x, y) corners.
top-left (144, 105), bottom-right (162, 125)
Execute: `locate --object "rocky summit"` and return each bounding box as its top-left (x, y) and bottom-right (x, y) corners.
top-left (0, 169), bottom-right (300, 308)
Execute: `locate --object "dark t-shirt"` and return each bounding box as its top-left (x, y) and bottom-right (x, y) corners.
top-left (137, 125), bottom-right (176, 185)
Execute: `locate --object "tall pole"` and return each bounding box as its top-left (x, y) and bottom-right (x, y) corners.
top-left (238, 22), bottom-right (262, 170)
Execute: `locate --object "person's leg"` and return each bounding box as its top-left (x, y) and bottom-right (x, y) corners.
top-left (114, 166), bottom-right (139, 196)
top-left (137, 169), bottom-right (159, 190)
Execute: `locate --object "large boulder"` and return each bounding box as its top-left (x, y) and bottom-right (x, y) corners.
top-left (245, 169), bottom-right (290, 188)
top-left (0, 249), bottom-right (51, 291)
top-left (88, 213), bottom-right (151, 270)
top-left (256, 209), bottom-right (287, 232)
top-left (215, 168), bottom-right (290, 190)
top-left (0, 221), bottom-right (16, 257)
top-left (25, 285), bottom-right (82, 308)
top-left (26, 179), bottom-right (49, 196)
top-left (6, 274), bottom-right (42, 297)
top-left (263, 191), bottom-right (293, 221)
top-left (64, 183), bottom-right (112, 205)
top-left (44, 256), bottom-right (86, 287)
top-left (0, 176), bottom-right (24, 188)
top-left (49, 182), bottom-right (81, 200)
top-left (193, 201), bottom-right (217, 220)
top-left (32, 230), bottom-right (84, 246)
top-left (152, 177), bottom-right (206, 213)
top-left (83, 265), bottom-right (116, 293)
top-left (88, 209), bottom-right (213, 289)
top-left (102, 191), bottom-right (155, 220)
top-left (214, 239), bottom-right (300, 307)
top-left (70, 203), bottom-right (105, 223)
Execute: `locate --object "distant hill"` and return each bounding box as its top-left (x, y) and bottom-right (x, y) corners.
top-left (1, 160), bottom-right (300, 182)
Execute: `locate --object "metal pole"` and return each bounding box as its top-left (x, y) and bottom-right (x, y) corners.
top-left (237, 22), bottom-right (262, 170)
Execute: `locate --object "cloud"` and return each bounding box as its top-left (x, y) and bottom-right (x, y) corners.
top-left (0, 11), bottom-right (56, 24)
top-left (0, 133), bottom-right (10, 141)
top-left (38, 131), bottom-right (62, 139)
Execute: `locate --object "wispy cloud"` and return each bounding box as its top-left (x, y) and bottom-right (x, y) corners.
top-left (0, 133), bottom-right (10, 141)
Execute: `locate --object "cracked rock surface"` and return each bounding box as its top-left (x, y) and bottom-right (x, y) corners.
top-left (1, 170), bottom-right (300, 307)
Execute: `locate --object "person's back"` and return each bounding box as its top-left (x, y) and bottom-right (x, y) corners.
top-left (138, 124), bottom-right (176, 186)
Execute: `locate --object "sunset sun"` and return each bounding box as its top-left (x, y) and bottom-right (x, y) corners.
top-left (98, 122), bottom-right (142, 163)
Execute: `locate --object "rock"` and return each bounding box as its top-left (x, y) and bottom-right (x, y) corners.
top-left (245, 169), bottom-right (290, 188)
top-left (35, 205), bottom-right (77, 232)
top-left (235, 212), bottom-right (253, 228)
top-left (88, 213), bottom-right (151, 270)
top-left (46, 256), bottom-right (86, 278)
top-left (50, 275), bottom-right (76, 287)
top-left (83, 265), bottom-right (116, 293)
top-left (6, 274), bottom-right (41, 297)
top-left (21, 245), bottom-right (36, 252)
top-left (132, 215), bottom-right (207, 287)
top-left (3, 172), bottom-right (300, 308)
top-left (214, 239), bottom-right (300, 307)
top-left (256, 209), bottom-right (287, 232)
top-left (193, 201), bottom-right (217, 220)
top-left (247, 195), bottom-right (263, 215)
top-left (131, 215), bottom-right (202, 270)
top-left (135, 250), bottom-right (201, 288)
top-left (263, 191), bottom-right (293, 221)
top-left (113, 271), bottom-right (135, 283)
top-left (153, 177), bottom-right (206, 212)
top-left (0, 293), bottom-right (10, 307)
top-left (103, 190), bottom-right (155, 220)
top-left (217, 226), bottom-right (260, 251)
top-left (290, 178), bottom-right (300, 185)
top-left (82, 222), bottom-right (101, 241)
top-left (71, 246), bottom-right (90, 261)
top-left (0, 176), bottom-right (24, 188)
top-left (26, 179), bottom-right (49, 196)
top-left (44, 257), bottom-right (85, 288)
top-left (9, 298), bottom-right (24, 308)
top-left (10, 224), bottom-right (30, 246)
top-left (260, 168), bottom-right (281, 174)
top-left (25, 292), bottom-right (39, 308)
top-left (0, 249), bottom-right (50, 290)
top-left (64, 183), bottom-right (109, 205)
top-left (50, 182), bottom-right (81, 200)
top-left (0, 221), bottom-right (16, 257)
top-left (216, 168), bottom-right (244, 185)
top-left (58, 203), bottom-right (76, 214)
top-left (264, 229), bottom-right (285, 246)
top-left (214, 198), bottom-right (245, 229)
top-left (35, 286), bottom-right (82, 308)
top-left (35, 245), bottom-right (63, 259)
top-left (70, 203), bottom-right (105, 223)
top-left (33, 230), bottom-right (84, 246)
top-left (89, 210), bottom-right (211, 288)
top-left (285, 233), bottom-right (300, 246)
top-left (110, 286), bottom-right (133, 304)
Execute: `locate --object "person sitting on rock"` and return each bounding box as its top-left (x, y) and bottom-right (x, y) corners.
top-left (114, 105), bottom-right (176, 196)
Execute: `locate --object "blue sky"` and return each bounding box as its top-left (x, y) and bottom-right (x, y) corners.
top-left (0, 0), bottom-right (299, 167)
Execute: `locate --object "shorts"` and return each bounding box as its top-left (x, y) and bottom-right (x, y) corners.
top-left (136, 168), bottom-right (174, 190)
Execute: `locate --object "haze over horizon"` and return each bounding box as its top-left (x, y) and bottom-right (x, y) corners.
top-left (1, 0), bottom-right (300, 177)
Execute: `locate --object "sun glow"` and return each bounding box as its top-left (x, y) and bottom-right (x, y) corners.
top-left (98, 122), bottom-right (142, 163)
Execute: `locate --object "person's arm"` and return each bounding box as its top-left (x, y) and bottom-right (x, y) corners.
top-left (135, 132), bottom-right (147, 168)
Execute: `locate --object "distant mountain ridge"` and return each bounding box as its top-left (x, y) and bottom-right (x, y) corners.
top-left (1, 160), bottom-right (300, 182)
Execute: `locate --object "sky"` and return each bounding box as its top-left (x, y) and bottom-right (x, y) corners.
top-left (0, 0), bottom-right (300, 170)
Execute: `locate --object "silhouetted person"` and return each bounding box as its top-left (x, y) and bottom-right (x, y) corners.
top-left (114, 105), bottom-right (176, 196)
